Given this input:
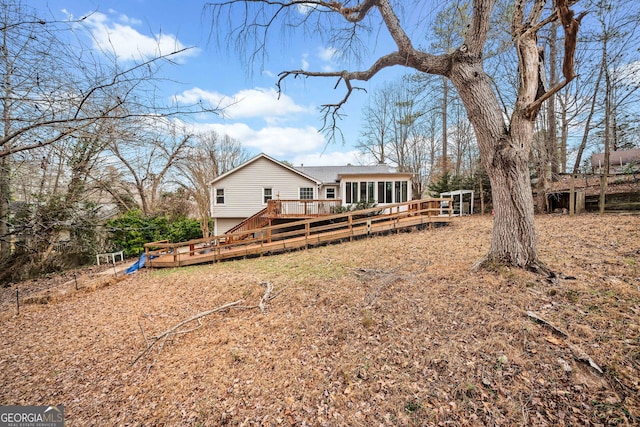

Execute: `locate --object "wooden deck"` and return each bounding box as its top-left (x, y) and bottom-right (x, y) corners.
top-left (144, 198), bottom-right (452, 268)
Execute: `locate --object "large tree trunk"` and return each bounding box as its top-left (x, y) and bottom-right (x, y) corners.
top-left (450, 41), bottom-right (541, 270)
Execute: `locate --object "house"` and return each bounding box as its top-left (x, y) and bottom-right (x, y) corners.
top-left (591, 148), bottom-right (640, 174)
top-left (209, 153), bottom-right (414, 235)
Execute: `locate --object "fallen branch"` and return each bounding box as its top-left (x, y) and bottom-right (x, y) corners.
top-left (526, 311), bottom-right (604, 375)
top-left (133, 282), bottom-right (283, 367)
top-left (526, 310), bottom-right (569, 338)
top-left (138, 321), bottom-right (149, 346)
top-left (132, 299), bottom-right (244, 366)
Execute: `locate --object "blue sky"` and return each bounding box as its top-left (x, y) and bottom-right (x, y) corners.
top-left (34, 1), bottom-right (407, 166)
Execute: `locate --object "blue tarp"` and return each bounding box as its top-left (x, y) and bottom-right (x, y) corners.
top-left (126, 253), bottom-right (146, 274)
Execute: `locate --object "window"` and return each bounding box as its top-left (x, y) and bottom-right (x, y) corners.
top-left (377, 181), bottom-right (393, 203)
top-left (263, 188), bottom-right (272, 204)
top-left (360, 181), bottom-right (367, 202)
top-left (351, 182), bottom-right (359, 202)
top-left (394, 181), bottom-right (409, 202)
top-left (326, 188), bottom-right (336, 199)
top-left (215, 188), bottom-right (225, 205)
top-left (345, 182), bottom-right (359, 203)
top-left (299, 187), bottom-right (314, 200)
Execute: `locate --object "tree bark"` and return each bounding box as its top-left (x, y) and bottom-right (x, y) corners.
top-left (442, 77), bottom-right (449, 175)
top-left (0, 156), bottom-right (8, 255)
top-left (450, 29), bottom-right (541, 270)
top-left (547, 21), bottom-right (559, 179)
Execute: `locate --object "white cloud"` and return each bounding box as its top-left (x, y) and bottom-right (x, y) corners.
top-left (81, 11), bottom-right (198, 62)
top-left (174, 87), bottom-right (312, 120)
top-left (118, 14), bottom-right (142, 26)
top-left (191, 122), bottom-right (325, 158)
top-left (301, 53), bottom-right (309, 70)
top-left (614, 60), bottom-right (640, 85)
top-left (296, 3), bottom-right (319, 15)
top-left (317, 46), bottom-right (339, 72)
top-left (318, 46), bottom-right (338, 62)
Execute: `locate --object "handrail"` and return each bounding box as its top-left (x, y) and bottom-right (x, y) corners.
top-left (144, 198), bottom-right (452, 266)
top-left (226, 199), bottom-right (343, 241)
top-left (225, 206), bottom-right (269, 236)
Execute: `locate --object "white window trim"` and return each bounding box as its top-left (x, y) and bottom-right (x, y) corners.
top-left (326, 187), bottom-right (336, 199)
top-left (263, 187), bottom-right (273, 205)
top-left (299, 186), bottom-right (314, 200)
top-left (214, 187), bottom-right (225, 205)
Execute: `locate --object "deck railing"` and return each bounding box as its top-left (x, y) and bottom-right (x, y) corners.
top-left (225, 199), bottom-right (343, 242)
top-left (266, 199), bottom-right (343, 217)
top-left (144, 198), bottom-right (452, 268)
top-left (225, 206), bottom-right (270, 238)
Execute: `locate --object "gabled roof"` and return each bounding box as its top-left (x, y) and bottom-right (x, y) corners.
top-left (209, 153), bottom-right (321, 186)
top-left (295, 164), bottom-right (412, 184)
top-left (210, 153), bottom-right (414, 186)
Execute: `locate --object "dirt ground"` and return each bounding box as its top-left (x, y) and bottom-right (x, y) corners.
top-left (1, 213), bottom-right (639, 426)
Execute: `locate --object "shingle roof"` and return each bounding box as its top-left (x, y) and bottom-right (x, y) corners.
top-left (591, 149), bottom-right (640, 169)
top-left (294, 164), bottom-right (404, 184)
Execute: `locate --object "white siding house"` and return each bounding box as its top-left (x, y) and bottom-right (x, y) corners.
top-left (209, 153), bottom-right (413, 235)
top-left (210, 154), bottom-right (321, 234)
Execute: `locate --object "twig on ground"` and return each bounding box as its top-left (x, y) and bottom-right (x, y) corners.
top-left (138, 321), bottom-right (149, 346)
top-left (355, 264), bottom-right (427, 308)
top-left (133, 282), bottom-right (285, 368)
top-left (132, 299), bottom-right (244, 366)
top-left (526, 311), bottom-right (604, 375)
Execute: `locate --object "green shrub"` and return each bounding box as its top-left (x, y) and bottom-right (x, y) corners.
top-left (106, 210), bottom-right (202, 256)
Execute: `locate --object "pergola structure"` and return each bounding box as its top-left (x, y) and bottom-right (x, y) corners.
top-left (440, 190), bottom-right (474, 216)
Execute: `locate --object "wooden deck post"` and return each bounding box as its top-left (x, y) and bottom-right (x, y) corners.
top-left (599, 174), bottom-right (607, 214)
top-left (569, 174), bottom-right (575, 216)
top-left (305, 222), bottom-right (310, 248)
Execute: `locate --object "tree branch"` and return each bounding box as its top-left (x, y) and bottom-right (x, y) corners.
top-left (523, 0), bottom-right (585, 118)
top-left (316, 0), bottom-right (378, 23)
top-left (132, 299), bottom-right (244, 366)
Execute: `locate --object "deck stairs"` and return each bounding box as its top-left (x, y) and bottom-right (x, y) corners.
top-left (224, 207), bottom-right (270, 242)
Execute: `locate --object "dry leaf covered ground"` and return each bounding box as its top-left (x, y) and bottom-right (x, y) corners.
top-left (1, 214), bottom-right (639, 426)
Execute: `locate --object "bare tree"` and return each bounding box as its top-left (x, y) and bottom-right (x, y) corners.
top-left (0, 1), bottom-right (212, 256)
top-left (356, 83), bottom-right (393, 163)
top-left (175, 130), bottom-right (250, 237)
top-left (429, 0), bottom-right (472, 176)
top-left (108, 119), bottom-right (193, 216)
top-left (208, 0), bottom-right (584, 271)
